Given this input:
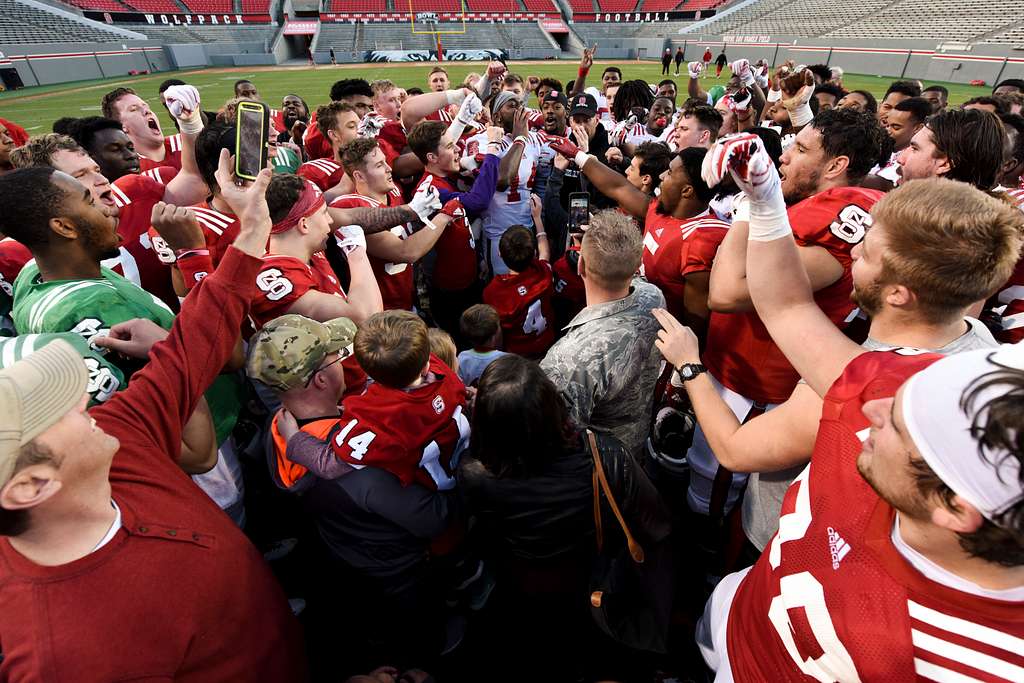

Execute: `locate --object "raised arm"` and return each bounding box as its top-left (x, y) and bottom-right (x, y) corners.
top-left (550, 137), bottom-right (650, 219)
top-left (364, 204), bottom-right (456, 263)
top-left (703, 135), bottom-right (863, 397)
top-left (400, 88), bottom-right (472, 131)
top-left (161, 85), bottom-right (211, 206)
top-left (496, 110), bottom-right (530, 192)
top-left (569, 45), bottom-right (596, 98)
top-left (289, 231), bottom-right (382, 324)
top-left (687, 62), bottom-right (709, 103)
top-left (652, 308), bottom-right (819, 473)
top-left (93, 152), bottom-right (273, 452)
top-left (708, 207), bottom-right (843, 313)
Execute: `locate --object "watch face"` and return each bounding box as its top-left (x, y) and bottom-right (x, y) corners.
top-left (681, 366), bottom-right (695, 380)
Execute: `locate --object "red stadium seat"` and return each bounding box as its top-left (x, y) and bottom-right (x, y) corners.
top-left (63, 0), bottom-right (130, 11)
top-left (679, 0), bottom-right (727, 9)
top-left (566, 0), bottom-right (595, 13)
top-left (521, 0), bottom-right (557, 11)
top-left (408, 0), bottom-right (462, 11)
top-left (240, 0), bottom-right (268, 12)
top-left (123, 0), bottom-right (186, 12)
top-left (641, 0), bottom-right (682, 10)
top-left (465, 0), bottom-right (520, 11)
top-left (597, 0), bottom-right (638, 11)
top-left (329, 0), bottom-right (387, 10)
top-left (182, 0), bottom-right (234, 11)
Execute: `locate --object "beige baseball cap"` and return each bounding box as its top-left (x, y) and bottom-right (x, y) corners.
top-left (0, 339), bottom-right (87, 486)
top-left (246, 314), bottom-right (357, 392)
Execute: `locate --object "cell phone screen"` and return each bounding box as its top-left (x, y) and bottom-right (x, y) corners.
top-left (569, 195), bottom-right (589, 233)
top-left (237, 106), bottom-right (265, 179)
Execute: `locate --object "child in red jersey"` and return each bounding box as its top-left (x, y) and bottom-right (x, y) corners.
top-left (285, 311), bottom-right (469, 491)
top-left (482, 222), bottom-right (554, 359)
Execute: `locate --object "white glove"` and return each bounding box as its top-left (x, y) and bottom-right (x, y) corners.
top-left (358, 112), bottom-right (387, 138)
top-left (335, 224), bottom-right (366, 255)
top-left (409, 176), bottom-right (441, 224)
top-left (446, 88), bottom-right (469, 106)
top-left (456, 94), bottom-right (483, 126)
top-left (687, 61), bottom-right (703, 80)
top-left (730, 59), bottom-right (755, 87)
top-left (755, 64), bottom-right (770, 89)
top-left (163, 84), bottom-right (202, 135)
top-left (702, 133), bottom-right (789, 241)
top-left (729, 89), bottom-right (752, 113)
top-left (609, 114), bottom-right (636, 147)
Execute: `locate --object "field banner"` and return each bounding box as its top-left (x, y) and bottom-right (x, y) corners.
top-left (363, 48), bottom-right (506, 62)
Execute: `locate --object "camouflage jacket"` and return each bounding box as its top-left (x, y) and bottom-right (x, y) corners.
top-left (541, 280), bottom-right (665, 458)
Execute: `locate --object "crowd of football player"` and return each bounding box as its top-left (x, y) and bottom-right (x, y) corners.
top-left (0, 48), bottom-right (1022, 682)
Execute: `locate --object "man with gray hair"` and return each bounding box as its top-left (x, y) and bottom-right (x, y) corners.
top-left (541, 209), bottom-right (665, 458)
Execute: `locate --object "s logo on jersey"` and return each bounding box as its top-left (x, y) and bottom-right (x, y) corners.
top-left (432, 395), bottom-right (446, 415)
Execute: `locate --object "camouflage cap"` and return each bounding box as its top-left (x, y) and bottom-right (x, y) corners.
top-left (246, 314), bottom-right (357, 392)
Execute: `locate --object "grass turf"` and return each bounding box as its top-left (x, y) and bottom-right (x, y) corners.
top-left (0, 60), bottom-right (992, 134)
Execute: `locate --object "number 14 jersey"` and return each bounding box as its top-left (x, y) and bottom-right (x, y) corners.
top-left (724, 350), bottom-right (1024, 682)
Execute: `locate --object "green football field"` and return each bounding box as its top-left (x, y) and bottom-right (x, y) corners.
top-left (0, 60), bottom-right (993, 134)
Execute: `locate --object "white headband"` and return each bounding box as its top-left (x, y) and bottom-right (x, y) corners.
top-left (901, 344), bottom-right (1024, 521)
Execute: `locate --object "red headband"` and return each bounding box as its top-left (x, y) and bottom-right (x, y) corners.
top-left (271, 181), bottom-right (325, 234)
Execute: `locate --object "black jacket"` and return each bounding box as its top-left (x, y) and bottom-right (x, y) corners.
top-left (458, 431), bottom-right (670, 566)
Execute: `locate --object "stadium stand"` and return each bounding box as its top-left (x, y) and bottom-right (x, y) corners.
top-left (686, 0), bottom-right (1024, 42)
top-left (181, 0), bottom-right (235, 12)
top-left (641, 0), bottom-right (684, 10)
top-left (985, 23), bottom-right (1024, 45)
top-left (60, 0), bottom-right (134, 11)
top-left (240, 0), bottom-right (270, 11)
top-left (123, 22), bottom-right (275, 42)
top-left (327, 0), bottom-right (388, 11)
top-left (341, 20), bottom-right (552, 50)
top-left (573, 20), bottom-right (693, 42)
top-left (565, 0), bottom-right (597, 14)
top-left (596, 0), bottom-right (641, 12)
top-left (122, 0), bottom-right (188, 12)
top-left (465, 0), bottom-right (521, 11)
top-left (521, 0), bottom-right (558, 11)
top-left (0, 0), bottom-right (132, 43)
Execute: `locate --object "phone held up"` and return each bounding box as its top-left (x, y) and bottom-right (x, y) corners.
top-left (235, 100), bottom-right (269, 181)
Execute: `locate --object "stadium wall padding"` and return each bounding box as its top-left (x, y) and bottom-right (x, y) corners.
top-left (0, 42), bottom-right (168, 87)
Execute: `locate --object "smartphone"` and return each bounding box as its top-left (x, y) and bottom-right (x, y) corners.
top-left (235, 100), bottom-right (269, 181)
top-left (568, 192), bottom-right (590, 237)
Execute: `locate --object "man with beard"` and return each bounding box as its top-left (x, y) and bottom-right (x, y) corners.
top-left (652, 168), bottom-right (1008, 565)
top-left (606, 96), bottom-right (675, 168)
top-left (687, 134), bottom-right (1024, 682)
top-left (15, 107), bottom-right (208, 310)
top-left (275, 94), bottom-right (310, 146)
top-left (683, 109), bottom-right (887, 522)
top-left (462, 93), bottom-right (542, 275)
top-left (533, 89), bottom-right (570, 199)
top-left (551, 138), bottom-right (728, 335)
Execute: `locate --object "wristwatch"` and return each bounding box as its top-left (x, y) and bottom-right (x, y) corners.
top-left (675, 363), bottom-right (707, 382)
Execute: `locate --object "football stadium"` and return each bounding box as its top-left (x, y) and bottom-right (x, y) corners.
top-left (0, 0), bottom-right (1023, 681)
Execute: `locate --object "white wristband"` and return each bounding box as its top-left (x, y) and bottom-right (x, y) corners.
top-left (446, 89), bottom-right (466, 106)
top-left (767, 88), bottom-right (782, 103)
top-left (787, 102), bottom-right (814, 127)
top-left (574, 151), bottom-right (592, 168)
top-left (178, 114), bottom-right (203, 136)
top-left (747, 193), bottom-right (792, 242)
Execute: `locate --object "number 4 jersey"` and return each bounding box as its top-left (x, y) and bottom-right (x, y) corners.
top-left (721, 349), bottom-right (1024, 682)
top-left (331, 354), bottom-right (469, 491)
top-left (483, 258), bottom-right (555, 358)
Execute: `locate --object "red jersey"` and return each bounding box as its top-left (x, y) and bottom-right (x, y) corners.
top-left (140, 166), bottom-right (178, 185)
top-left (552, 248), bottom-right (585, 325)
top-left (269, 108), bottom-right (285, 134)
top-left (191, 205), bottom-right (242, 266)
top-left (138, 134), bottom-right (183, 173)
top-left (303, 118), bottom-right (401, 167)
top-left (249, 251), bottom-right (368, 396)
top-left (704, 187), bottom-right (882, 404)
top-left (109, 173), bottom-right (176, 308)
top-left (296, 158), bottom-right (347, 192)
top-left (722, 350), bottom-right (1024, 682)
top-left (483, 259), bottom-right (555, 358)
top-left (332, 354), bottom-right (468, 491)
top-left (640, 202), bottom-right (728, 320)
top-left (378, 120), bottom-right (407, 153)
top-left (330, 191), bottom-right (413, 311)
top-left (417, 173), bottom-right (477, 291)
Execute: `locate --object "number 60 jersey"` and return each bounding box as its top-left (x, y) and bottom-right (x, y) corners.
top-left (724, 350), bottom-right (1024, 682)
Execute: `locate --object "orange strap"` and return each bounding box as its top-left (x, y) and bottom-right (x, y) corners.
top-left (587, 429), bottom-right (644, 563)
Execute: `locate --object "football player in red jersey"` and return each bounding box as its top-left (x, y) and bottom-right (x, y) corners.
top-left (101, 87), bottom-right (185, 172)
top-left (553, 137), bottom-right (728, 336)
top-left (303, 78), bottom-right (374, 161)
top-left (483, 223), bottom-right (554, 359)
top-left (297, 102), bottom-right (360, 196)
top-left (249, 175), bottom-right (382, 396)
top-left (689, 132), bottom-right (1024, 681)
top-left (330, 138), bottom-right (456, 312)
top-left (407, 119), bottom-right (503, 339)
top-left (896, 108), bottom-right (1024, 344)
top-left (684, 110), bottom-right (888, 519)
top-left (653, 166), bottom-right (1018, 564)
